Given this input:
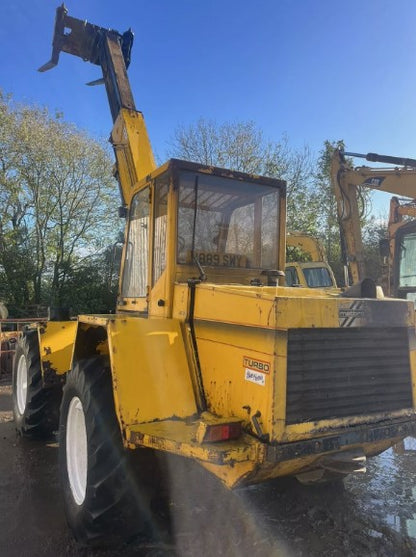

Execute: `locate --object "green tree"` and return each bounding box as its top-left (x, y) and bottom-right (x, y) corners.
top-left (0, 91), bottom-right (119, 313)
top-left (362, 219), bottom-right (388, 282)
top-left (313, 140), bottom-right (345, 283)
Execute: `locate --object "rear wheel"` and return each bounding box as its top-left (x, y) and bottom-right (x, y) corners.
top-left (12, 330), bottom-right (61, 438)
top-left (59, 356), bottom-right (164, 547)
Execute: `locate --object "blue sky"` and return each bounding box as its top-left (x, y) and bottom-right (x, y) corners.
top-left (1, 0), bottom-right (416, 170)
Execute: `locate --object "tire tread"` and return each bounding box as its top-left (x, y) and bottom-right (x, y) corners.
top-left (60, 357), bottom-right (151, 547)
top-left (12, 330), bottom-right (61, 438)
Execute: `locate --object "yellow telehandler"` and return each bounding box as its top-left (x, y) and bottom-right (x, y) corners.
top-left (12, 6), bottom-right (416, 546)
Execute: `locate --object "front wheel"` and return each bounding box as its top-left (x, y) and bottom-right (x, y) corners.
top-left (12, 330), bottom-right (61, 438)
top-left (59, 357), bottom-right (160, 547)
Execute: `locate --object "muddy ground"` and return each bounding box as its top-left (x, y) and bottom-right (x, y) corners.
top-left (1, 374), bottom-right (416, 557)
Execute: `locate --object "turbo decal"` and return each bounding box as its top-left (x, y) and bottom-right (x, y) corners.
top-left (243, 356), bottom-right (271, 374)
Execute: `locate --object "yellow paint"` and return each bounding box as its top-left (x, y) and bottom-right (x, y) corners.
top-left (107, 317), bottom-right (197, 425)
top-left (179, 283), bottom-right (344, 330)
top-left (56, 283), bottom-right (416, 489)
top-left (410, 348), bottom-right (416, 406)
top-left (190, 286), bottom-right (415, 443)
top-left (125, 415), bottom-right (407, 488)
top-left (231, 438), bottom-right (397, 486)
top-left (127, 421), bottom-right (259, 464)
top-left (111, 109), bottom-right (156, 206)
top-left (283, 408), bottom-right (416, 442)
top-left (199, 460), bottom-right (260, 488)
top-left (193, 319), bottom-right (277, 435)
top-left (285, 261), bottom-right (338, 289)
top-left (39, 321), bottom-right (77, 376)
top-left (37, 7), bottom-right (416, 493)
top-left (286, 232), bottom-right (326, 261)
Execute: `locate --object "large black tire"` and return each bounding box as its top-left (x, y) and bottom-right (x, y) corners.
top-left (59, 356), bottom-right (164, 547)
top-left (12, 330), bottom-right (61, 438)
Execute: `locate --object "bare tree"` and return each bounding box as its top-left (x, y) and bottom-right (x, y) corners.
top-left (168, 118), bottom-right (318, 233)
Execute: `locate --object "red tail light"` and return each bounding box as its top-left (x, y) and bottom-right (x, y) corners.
top-left (202, 422), bottom-right (242, 443)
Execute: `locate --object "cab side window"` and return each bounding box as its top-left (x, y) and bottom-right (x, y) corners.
top-left (122, 187), bottom-right (150, 298)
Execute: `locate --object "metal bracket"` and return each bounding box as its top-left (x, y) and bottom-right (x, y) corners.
top-left (38, 4), bottom-right (135, 121)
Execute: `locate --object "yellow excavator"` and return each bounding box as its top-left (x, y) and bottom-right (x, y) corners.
top-left (331, 149), bottom-right (416, 301)
top-left (285, 231), bottom-right (337, 289)
top-left (11, 6), bottom-right (416, 547)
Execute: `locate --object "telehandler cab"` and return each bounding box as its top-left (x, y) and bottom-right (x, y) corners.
top-left (12, 5), bottom-right (416, 546)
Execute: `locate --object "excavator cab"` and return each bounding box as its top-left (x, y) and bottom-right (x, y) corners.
top-left (393, 222), bottom-right (416, 304)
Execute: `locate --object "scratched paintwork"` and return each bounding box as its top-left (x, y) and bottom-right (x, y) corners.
top-left (107, 317), bottom-right (197, 425)
top-left (78, 279), bottom-right (416, 487)
top-left (30, 278), bottom-right (416, 488)
top-left (39, 321), bottom-right (77, 376)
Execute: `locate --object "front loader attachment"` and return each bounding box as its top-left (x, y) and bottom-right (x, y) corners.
top-left (39, 4), bottom-right (135, 121)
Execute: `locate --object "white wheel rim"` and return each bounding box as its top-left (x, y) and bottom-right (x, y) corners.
top-left (66, 396), bottom-right (88, 505)
top-left (16, 354), bottom-right (28, 416)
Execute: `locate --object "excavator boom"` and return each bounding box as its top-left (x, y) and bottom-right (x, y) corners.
top-left (331, 148), bottom-right (416, 290)
top-left (343, 151), bottom-right (416, 169)
top-left (334, 150), bottom-right (416, 198)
